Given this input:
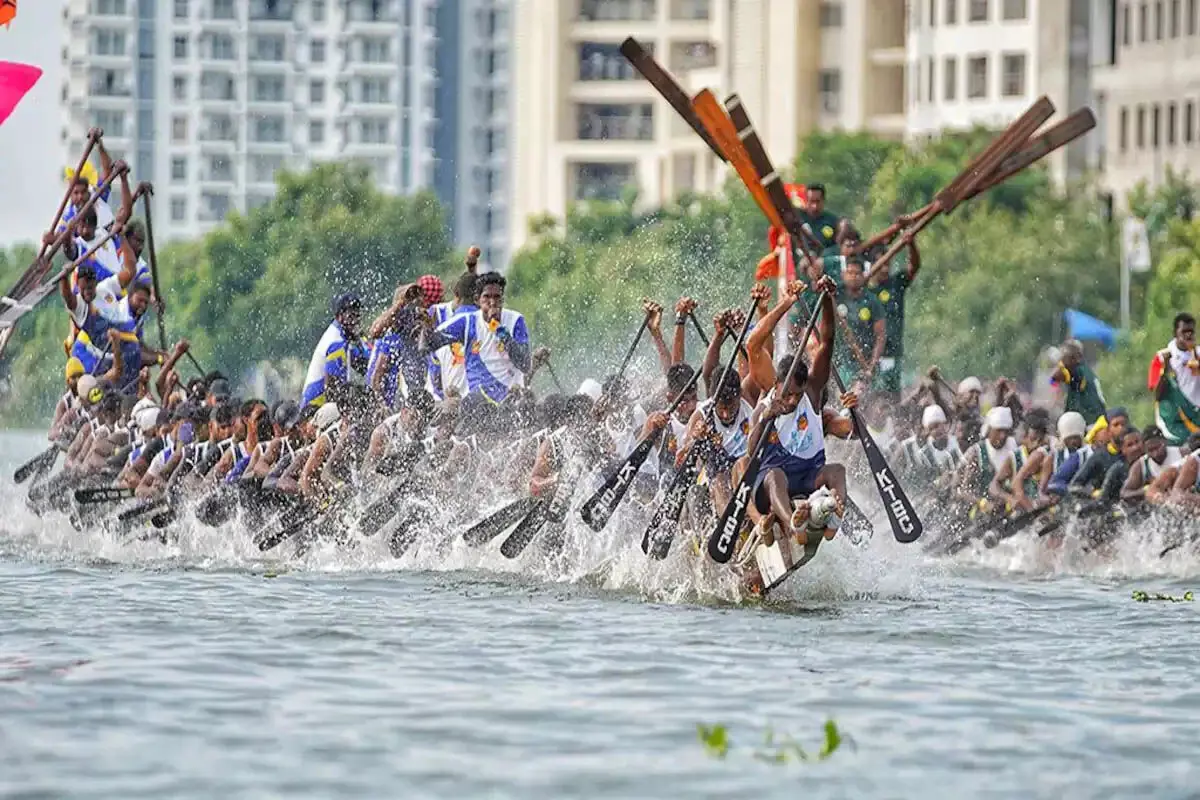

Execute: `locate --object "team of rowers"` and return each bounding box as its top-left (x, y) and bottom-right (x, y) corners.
top-left (13, 134), bottom-right (1200, 589)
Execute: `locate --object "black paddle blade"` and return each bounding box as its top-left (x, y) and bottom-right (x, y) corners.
top-left (578, 437), bottom-right (655, 532)
top-left (116, 499), bottom-right (165, 523)
top-left (641, 457), bottom-right (697, 559)
top-left (461, 496), bottom-right (540, 547)
top-left (499, 502), bottom-right (548, 559)
top-left (707, 455), bottom-right (761, 563)
top-left (75, 486), bottom-right (135, 505)
top-left (14, 446), bottom-right (57, 484)
top-left (856, 417), bottom-right (922, 543)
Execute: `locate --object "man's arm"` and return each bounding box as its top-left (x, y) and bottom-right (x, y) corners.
top-left (1120, 459), bottom-right (1147, 501)
top-left (504, 315), bottom-right (531, 374)
top-left (805, 278), bottom-right (838, 407)
top-left (643, 300), bottom-right (671, 375)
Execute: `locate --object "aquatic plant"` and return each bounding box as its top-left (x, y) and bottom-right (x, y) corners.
top-left (697, 719), bottom-right (851, 764)
top-left (1131, 589), bottom-right (1194, 603)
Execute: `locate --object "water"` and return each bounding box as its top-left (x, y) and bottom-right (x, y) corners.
top-left (3, 431), bottom-right (1200, 799)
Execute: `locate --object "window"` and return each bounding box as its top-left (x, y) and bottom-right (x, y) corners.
top-left (174, 0), bottom-right (188, 18)
top-left (359, 118), bottom-right (390, 144)
top-left (172, 115), bottom-right (188, 143)
top-left (1152, 104), bottom-right (1161, 147)
top-left (1169, 102), bottom-right (1177, 144)
top-left (313, 0), bottom-right (326, 21)
top-left (309, 120), bottom-right (325, 144)
top-left (927, 57), bottom-right (935, 102)
top-left (207, 155), bottom-right (233, 181)
top-left (252, 75), bottom-right (285, 102)
top-left (1156, 0), bottom-right (1164, 37)
top-left (1001, 52), bottom-right (1026, 96)
top-left (967, 55), bottom-right (988, 98)
top-left (310, 80), bottom-right (325, 103)
top-left (200, 72), bottom-right (236, 100)
top-left (92, 29), bottom-right (127, 56)
top-left (173, 35), bottom-right (188, 60)
top-left (1136, 105), bottom-right (1145, 147)
top-left (1122, 2), bottom-right (1131, 44)
top-left (819, 1), bottom-right (843, 26)
top-left (171, 157), bottom-right (187, 180)
top-left (1172, 0), bottom-right (1181, 34)
top-left (361, 37), bottom-right (392, 63)
top-left (202, 193), bottom-right (230, 221)
top-left (210, 34), bottom-right (235, 60)
top-left (311, 39), bottom-right (326, 63)
top-left (1190, 0), bottom-right (1197, 33)
top-left (1002, 0), bottom-right (1026, 18)
top-left (171, 198), bottom-right (186, 222)
top-left (172, 75), bottom-right (187, 100)
top-left (250, 154), bottom-right (284, 182)
top-left (91, 110), bottom-right (127, 137)
top-left (1186, 101), bottom-right (1196, 143)
top-left (943, 56), bottom-right (958, 100)
top-left (946, 0), bottom-right (957, 22)
top-left (360, 78), bottom-right (391, 103)
top-left (251, 35), bottom-right (286, 61)
top-left (1119, 106), bottom-right (1129, 151)
top-left (579, 42), bottom-right (640, 80)
top-left (253, 116), bottom-right (286, 142)
top-left (1140, 1), bottom-right (1148, 40)
top-left (818, 70), bottom-right (842, 113)
top-left (212, 0), bottom-right (236, 19)
top-left (576, 102), bottom-right (654, 139)
top-left (573, 162), bottom-right (636, 202)
top-left (203, 113), bottom-right (236, 141)
top-left (929, 0), bottom-right (937, 25)
top-left (969, 0), bottom-right (988, 21)
top-left (95, 0), bottom-right (128, 13)
top-left (90, 67), bottom-right (130, 96)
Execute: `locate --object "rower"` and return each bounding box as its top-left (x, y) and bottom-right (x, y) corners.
top-left (424, 272), bottom-right (530, 403)
top-left (953, 406), bottom-right (1016, 516)
top-left (916, 403), bottom-right (963, 487)
top-left (1067, 408), bottom-right (1130, 497)
top-left (367, 276), bottom-right (444, 411)
top-left (1014, 410), bottom-right (1086, 508)
top-left (427, 272), bottom-right (479, 400)
top-left (299, 402), bottom-right (351, 499)
top-left (302, 293), bottom-right (370, 408)
top-left (987, 409), bottom-right (1051, 512)
top-left (1120, 427), bottom-right (1180, 501)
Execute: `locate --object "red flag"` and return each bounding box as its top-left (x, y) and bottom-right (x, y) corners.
top-left (0, 61), bottom-right (41, 127)
top-left (762, 183), bottom-right (807, 281)
top-left (1148, 351), bottom-right (1167, 391)
top-left (0, 1), bottom-right (15, 29)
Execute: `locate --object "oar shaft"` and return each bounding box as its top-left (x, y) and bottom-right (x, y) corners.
top-left (614, 314), bottom-right (650, 382)
top-left (40, 135), bottom-right (101, 262)
top-left (140, 189), bottom-right (168, 351)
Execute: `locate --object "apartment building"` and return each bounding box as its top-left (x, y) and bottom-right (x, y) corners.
top-left (432, 0), bottom-right (513, 271)
top-left (63, 0), bottom-right (440, 241)
top-left (506, 0), bottom-right (908, 257)
top-left (1091, 0), bottom-right (1200, 209)
top-left (906, 0), bottom-right (1092, 184)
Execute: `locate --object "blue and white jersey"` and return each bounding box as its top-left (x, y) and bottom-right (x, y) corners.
top-left (434, 308), bottom-right (528, 402)
top-left (110, 231), bottom-right (151, 287)
top-left (367, 332), bottom-right (406, 410)
top-left (72, 231), bottom-right (122, 282)
top-left (59, 191), bottom-right (114, 234)
top-left (302, 321), bottom-right (369, 407)
top-left (427, 303), bottom-right (476, 399)
top-left (67, 276), bottom-right (141, 374)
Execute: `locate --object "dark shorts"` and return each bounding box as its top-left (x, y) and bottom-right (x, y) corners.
top-left (752, 455), bottom-right (825, 514)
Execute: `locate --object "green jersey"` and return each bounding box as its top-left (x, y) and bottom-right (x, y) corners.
top-left (868, 263), bottom-right (911, 360)
top-left (798, 210), bottom-right (840, 251)
top-left (1061, 362), bottom-right (1107, 425)
top-left (835, 289), bottom-right (885, 384)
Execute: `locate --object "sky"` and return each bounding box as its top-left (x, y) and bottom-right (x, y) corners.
top-left (0, 2), bottom-right (65, 249)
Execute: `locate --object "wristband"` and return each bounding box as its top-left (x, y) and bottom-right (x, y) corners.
top-left (675, 316), bottom-right (687, 326)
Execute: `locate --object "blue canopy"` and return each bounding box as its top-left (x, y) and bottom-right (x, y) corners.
top-left (1064, 308), bottom-right (1117, 351)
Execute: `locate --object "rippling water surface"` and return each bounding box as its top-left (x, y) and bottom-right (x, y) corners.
top-left (4, 432), bottom-right (1200, 799)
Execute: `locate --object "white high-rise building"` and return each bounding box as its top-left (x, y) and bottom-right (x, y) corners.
top-left (906, 0), bottom-right (1094, 184)
top-left (506, 0), bottom-right (909, 258)
top-left (62, 0), bottom-right (440, 241)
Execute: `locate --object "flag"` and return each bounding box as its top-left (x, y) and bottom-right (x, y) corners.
top-left (1150, 350), bottom-right (1200, 443)
top-left (0, 61), bottom-right (40, 127)
top-left (759, 183), bottom-right (807, 280)
top-left (0, 0), bottom-right (15, 29)
top-left (1064, 308), bottom-right (1117, 350)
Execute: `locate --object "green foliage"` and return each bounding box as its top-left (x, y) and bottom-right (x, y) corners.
top-left (1131, 589), bottom-right (1194, 602)
top-left (697, 719), bottom-right (851, 764)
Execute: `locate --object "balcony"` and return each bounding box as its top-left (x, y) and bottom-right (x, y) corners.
top-left (577, 106), bottom-right (654, 141)
top-left (577, 0), bottom-right (656, 21)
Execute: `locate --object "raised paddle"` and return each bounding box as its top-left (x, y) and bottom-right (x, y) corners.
top-left (581, 295), bottom-right (759, 533)
top-left (13, 445), bottom-right (59, 485)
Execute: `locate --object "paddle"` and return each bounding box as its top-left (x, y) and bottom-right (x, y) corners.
top-left (13, 445), bottom-right (59, 484)
top-left (500, 456), bottom-right (586, 559)
top-left (461, 495), bottom-right (541, 547)
top-left (706, 294), bottom-right (827, 563)
top-left (638, 297), bottom-right (761, 558)
top-left (74, 486), bottom-right (135, 505)
top-left (581, 296), bottom-right (758, 533)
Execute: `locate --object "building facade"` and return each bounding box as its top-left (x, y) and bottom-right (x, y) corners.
top-left (1091, 0), bottom-right (1200, 209)
top-left (506, 0), bottom-right (909, 258)
top-left (63, 0), bottom-right (440, 241)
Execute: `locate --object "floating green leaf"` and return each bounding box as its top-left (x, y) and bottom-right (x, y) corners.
top-left (697, 724), bottom-right (729, 759)
top-left (701, 719), bottom-right (849, 764)
top-left (1132, 589), bottom-right (1194, 603)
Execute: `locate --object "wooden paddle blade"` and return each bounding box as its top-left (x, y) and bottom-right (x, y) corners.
top-left (691, 90), bottom-right (786, 231)
top-left (462, 496), bottom-right (540, 547)
top-left (499, 502), bottom-right (548, 559)
top-left (964, 107), bottom-right (1096, 204)
top-left (854, 412), bottom-right (922, 543)
top-left (579, 436), bottom-right (656, 532)
top-left (707, 453), bottom-right (760, 563)
top-left (74, 486), bottom-right (135, 505)
top-left (620, 37), bottom-right (726, 162)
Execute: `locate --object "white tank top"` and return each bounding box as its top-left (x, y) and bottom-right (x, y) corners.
top-left (767, 391), bottom-right (825, 461)
top-left (1144, 446), bottom-right (1183, 479)
top-left (697, 398), bottom-right (754, 457)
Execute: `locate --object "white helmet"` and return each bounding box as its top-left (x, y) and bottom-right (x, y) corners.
top-left (1057, 411), bottom-right (1086, 440)
top-left (313, 402), bottom-right (341, 432)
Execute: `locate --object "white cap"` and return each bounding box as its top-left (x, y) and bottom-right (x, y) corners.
top-left (132, 397), bottom-right (158, 418)
top-left (921, 404), bottom-right (947, 428)
top-left (313, 402), bottom-right (341, 432)
top-left (1057, 411), bottom-right (1087, 440)
top-left (985, 406), bottom-right (1013, 431)
top-left (76, 374), bottom-right (99, 404)
top-left (133, 400), bottom-right (161, 432)
top-left (959, 376), bottom-right (983, 395)
top-left (577, 378), bottom-right (602, 402)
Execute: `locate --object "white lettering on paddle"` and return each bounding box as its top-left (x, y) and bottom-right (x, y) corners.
top-left (716, 481), bottom-right (752, 555)
top-left (874, 467), bottom-right (914, 535)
